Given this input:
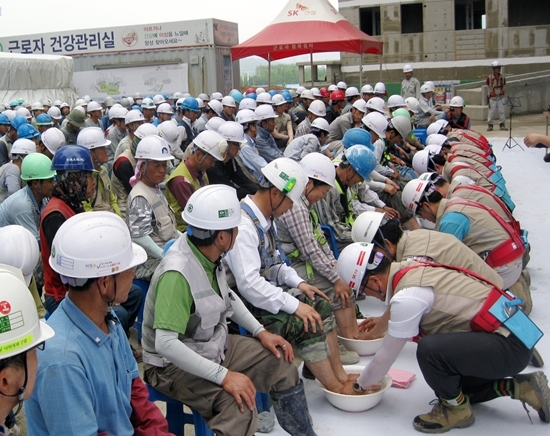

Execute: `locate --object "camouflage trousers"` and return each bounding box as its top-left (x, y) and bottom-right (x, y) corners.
top-left (135, 257), bottom-right (161, 281)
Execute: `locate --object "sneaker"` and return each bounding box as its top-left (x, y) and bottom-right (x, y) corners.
top-left (338, 342), bottom-right (359, 365)
top-left (487, 125), bottom-right (493, 131)
top-left (500, 124), bottom-right (508, 131)
top-left (413, 397), bottom-right (474, 433)
top-left (513, 371), bottom-right (550, 422)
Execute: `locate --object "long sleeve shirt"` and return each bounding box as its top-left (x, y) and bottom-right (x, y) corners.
top-left (239, 134), bottom-right (268, 181)
top-left (312, 181), bottom-right (352, 244)
top-left (327, 112), bottom-right (353, 143)
top-left (255, 126), bottom-right (283, 163)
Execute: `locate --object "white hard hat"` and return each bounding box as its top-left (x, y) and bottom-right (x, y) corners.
top-left (420, 84), bottom-right (432, 94)
top-left (345, 87), bottom-right (360, 98)
top-left (361, 84), bottom-right (374, 94)
top-left (16, 107), bottom-right (32, 120)
top-left (3, 110), bottom-right (16, 121)
top-left (221, 96), bottom-right (237, 108)
top-left (133, 92), bottom-right (143, 99)
top-left (256, 87), bottom-right (266, 94)
top-left (193, 130), bottom-right (227, 161)
top-left (351, 211), bottom-right (385, 243)
top-left (337, 242), bottom-right (376, 292)
top-left (239, 98), bottom-right (256, 111)
top-left (196, 98), bottom-right (205, 109)
top-left (412, 149), bottom-right (433, 175)
top-left (426, 133), bottom-right (449, 148)
top-left (182, 93), bottom-right (192, 98)
top-left (110, 107), bottom-right (128, 120)
top-left (50, 212), bottom-right (147, 281)
top-left (134, 123), bottom-right (159, 140)
top-left (311, 117), bottom-right (330, 133)
top-left (176, 98), bottom-right (185, 108)
top-left (337, 81), bottom-right (348, 90)
top-left (207, 100), bottom-right (223, 117)
top-left (82, 95), bottom-right (91, 103)
top-left (308, 100), bottom-right (326, 117)
top-left (53, 100), bottom-right (62, 106)
top-left (0, 225), bottom-right (40, 286)
top-left (255, 104), bottom-right (278, 121)
top-left (10, 139), bottom-right (36, 156)
top-left (0, 264), bottom-right (55, 359)
top-left (271, 94), bottom-right (286, 106)
top-left (60, 102), bottom-right (70, 109)
top-left (183, 185), bottom-right (242, 231)
top-left (104, 97), bottom-right (116, 107)
top-left (261, 157), bottom-right (308, 203)
top-left (198, 93), bottom-right (209, 101)
top-left (127, 97), bottom-right (135, 106)
top-left (31, 102), bottom-right (45, 111)
top-left (328, 84), bottom-right (337, 92)
top-left (296, 86), bottom-right (306, 96)
top-left (450, 96), bottom-right (464, 108)
top-left (352, 99), bottom-right (367, 113)
top-left (300, 90), bottom-right (315, 100)
top-left (41, 127), bottom-right (65, 154)
top-left (403, 64), bottom-right (413, 73)
top-left (389, 115), bottom-right (412, 138)
top-left (75, 98), bottom-right (87, 107)
top-left (426, 119), bottom-right (449, 136)
top-left (218, 121), bottom-right (246, 144)
top-left (374, 82), bottom-right (386, 95)
top-left (141, 98), bottom-right (155, 109)
top-left (125, 109), bottom-right (145, 125)
top-left (135, 135), bottom-right (174, 161)
top-left (402, 178), bottom-right (431, 213)
top-left (158, 120), bottom-right (180, 148)
top-left (236, 109), bottom-right (258, 125)
top-left (362, 111), bottom-right (387, 137)
top-left (491, 61), bottom-right (501, 68)
top-left (74, 106), bottom-right (86, 115)
top-left (311, 87), bottom-right (322, 97)
top-left (153, 94), bottom-right (166, 105)
top-left (86, 101), bottom-right (102, 113)
top-left (77, 127), bottom-right (111, 150)
top-left (404, 97), bottom-right (420, 114)
top-left (387, 95), bottom-right (407, 108)
top-left (365, 97), bottom-right (385, 114)
top-left (205, 117), bottom-right (226, 132)
top-left (157, 103), bottom-right (174, 114)
top-left (210, 92), bottom-right (223, 101)
top-left (425, 143), bottom-right (443, 155)
top-left (47, 107), bottom-right (62, 120)
top-left (300, 152), bottom-right (335, 187)
top-left (171, 92), bottom-right (183, 100)
top-left (256, 92), bottom-right (273, 105)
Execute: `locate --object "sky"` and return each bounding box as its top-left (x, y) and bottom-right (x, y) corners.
top-left (0, 0), bottom-right (340, 47)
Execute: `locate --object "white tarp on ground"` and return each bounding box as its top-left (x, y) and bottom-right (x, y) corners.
top-left (0, 52), bottom-right (78, 105)
top-left (71, 63), bottom-right (189, 102)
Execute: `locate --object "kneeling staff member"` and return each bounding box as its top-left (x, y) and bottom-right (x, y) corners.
top-left (142, 185), bottom-right (318, 436)
top-left (338, 242), bottom-right (550, 433)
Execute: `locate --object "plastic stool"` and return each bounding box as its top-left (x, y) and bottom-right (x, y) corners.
top-left (132, 279), bottom-right (149, 343)
top-left (321, 225), bottom-right (339, 259)
top-left (147, 384), bottom-right (214, 436)
top-left (412, 128), bottom-right (428, 145)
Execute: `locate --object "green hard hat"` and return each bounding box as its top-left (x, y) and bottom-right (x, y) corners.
top-left (392, 108), bottom-right (411, 119)
top-left (20, 153), bottom-right (56, 181)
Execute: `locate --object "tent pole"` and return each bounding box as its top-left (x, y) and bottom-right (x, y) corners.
top-left (268, 54), bottom-right (272, 88)
top-left (359, 53), bottom-right (363, 88)
top-left (310, 49), bottom-right (314, 87)
top-left (379, 54), bottom-right (382, 82)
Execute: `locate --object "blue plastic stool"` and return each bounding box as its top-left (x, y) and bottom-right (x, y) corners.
top-left (147, 384), bottom-right (214, 436)
top-left (412, 128), bottom-right (428, 145)
top-left (132, 279), bottom-right (149, 343)
top-left (320, 225), bottom-right (339, 259)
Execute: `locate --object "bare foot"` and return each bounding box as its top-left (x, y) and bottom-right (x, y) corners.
top-left (347, 373), bottom-right (360, 382)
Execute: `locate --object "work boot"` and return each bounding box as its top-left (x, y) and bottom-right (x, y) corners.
top-left (271, 380), bottom-right (318, 436)
top-left (413, 396), bottom-right (474, 433)
top-left (339, 342), bottom-right (359, 365)
top-left (500, 124), bottom-right (508, 131)
top-left (512, 371), bottom-right (550, 422)
top-left (487, 124), bottom-right (493, 131)
top-left (530, 348), bottom-right (545, 368)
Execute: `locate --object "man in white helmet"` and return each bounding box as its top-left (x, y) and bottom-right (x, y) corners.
top-left (291, 89), bottom-right (313, 124)
top-left (326, 100), bottom-right (367, 143)
top-left (113, 110), bottom-right (145, 162)
top-left (225, 158), bottom-right (359, 395)
top-left (283, 118), bottom-right (330, 161)
top-left (254, 105), bottom-right (283, 163)
top-left (143, 185), bottom-right (317, 436)
top-left (295, 100), bottom-right (326, 138)
top-left (236, 109), bottom-right (268, 182)
top-left (341, 87), bottom-right (361, 115)
top-left (84, 101), bottom-right (104, 131)
top-left (401, 64), bottom-right (421, 99)
top-left (106, 107), bottom-right (129, 165)
top-left (26, 212), bottom-right (172, 435)
top-left (416, 84), bottom-right (444, 128)
top-left (486, 61), bottom-right (508, 131)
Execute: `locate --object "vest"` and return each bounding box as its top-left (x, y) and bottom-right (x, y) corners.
top-left (450, 142), bottom-right (492, 160)
top-left (435, 198), bottom-right (524, 268)
top-left (443, 162), bottom-right (495, 192)
top-left (165, 160), bottom-right (209, 231)
top-left (111, 147), bottom-right (136, 217)
top-left (447, 155), bottom-right (494, 175)
top-left (83, 166), bottom-right (115, 213)
top-left (143, 235), bottom-right (233, 364)
top-left (40, 197), bottom-right (76, 300)
top-left (449, 130), bottom-right (491, 152)
top-left (447, 113), bottom-right (471, 130)
top-left (394, 229), bottom-right (503, 287)
top-left (335, 178), bottom-right (355, 226)
top-left (486, 74), bottom-right (506, 99)
top-left (389, 261), bottom-right (507, 336)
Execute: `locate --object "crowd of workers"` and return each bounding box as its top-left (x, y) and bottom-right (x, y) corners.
top-left (0, 60), bottom-right (547, 436)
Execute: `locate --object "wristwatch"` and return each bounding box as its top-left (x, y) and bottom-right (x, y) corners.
top-left (352, 381), bottom-right (365, 393)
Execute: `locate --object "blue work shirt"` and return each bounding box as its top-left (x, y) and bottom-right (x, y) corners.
top-left (26, 295), bottom-right (139, 436)
top-left (255, 125), bottom-right (283, 163)
top-left (438, 211), bottom-right (471, 241)
top-left (0, 186), bottom-right (44, 240)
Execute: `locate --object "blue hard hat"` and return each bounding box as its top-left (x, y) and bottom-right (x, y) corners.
top-left (247, 92), bottom-right (257, 101)
top-left (181, 97), bottom-right (199, 113)
top-left (280, 90), bottom-right (292, 103)
top-left (17, 123), bottom-right (40, 139)
top-left (342, 128), bottom-right (374, 151)
top-left (9, 100), bottom-right (19, 108)
top-left (344, 144), bottom-right (377, 182)
top-left (51, 144), bottom-right (95, 172)
top-left (131, 105), bottom-right (143, 112)
top-left (11, 116), bottom-right (28, 130)
top-left (36, 113), bottom-right (53, 126)
top-left (268, 90), bottom-right (277, 97)
top-left (0, 114), bottom-right (11, 126)
top-left (230, 90), bottom-right (244, 104)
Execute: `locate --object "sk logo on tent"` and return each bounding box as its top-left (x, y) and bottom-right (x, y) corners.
top-left (287, 3), bottom-right (310, 16)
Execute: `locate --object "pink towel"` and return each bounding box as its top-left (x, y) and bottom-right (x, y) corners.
top-left (388, 369), bottom-right (416, 389)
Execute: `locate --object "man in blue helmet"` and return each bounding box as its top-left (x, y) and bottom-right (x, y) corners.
top-left (0, 115), bottom-right (13, 166)
top-left (177, 97), bottom-right (200, 149)
top-left (35, 113), bottom-right (54, 134)
top-left (0, 117), bottom-right (22, 166)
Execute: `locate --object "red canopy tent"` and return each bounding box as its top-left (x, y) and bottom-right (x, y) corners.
top-left (230, 0), bottom-right (383, 86)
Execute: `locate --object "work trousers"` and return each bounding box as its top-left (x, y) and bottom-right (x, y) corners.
top-left (144, 334), bottom-right (299, 436)
top-left (417, 331), bottom-right (531, 403)
top-left (488, 98), bottom-right (506, 126)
